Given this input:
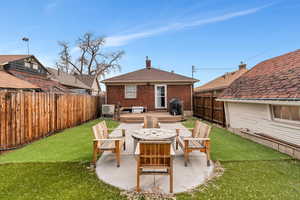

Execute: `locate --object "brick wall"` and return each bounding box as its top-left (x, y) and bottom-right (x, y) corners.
top-left (106, 84), bottom-right (192, 111)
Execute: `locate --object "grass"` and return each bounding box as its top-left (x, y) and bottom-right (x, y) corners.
top-left (177, 160), bottom-right (300, 200)
top-left (182, 117), bottom-right (290, 161)
top-left (1, 117), bottom-right (299, 200)
top-left (178, 117), bottom-right (300, 200)
top-left (0, 118), bottom-right (119, 163)
top-left (0, 162), bottom-right (125, 200)
top-left (0, 118), bottom-right (124, 200)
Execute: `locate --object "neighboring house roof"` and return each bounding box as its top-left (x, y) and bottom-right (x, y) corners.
top-left (102, 67), bottom-right (198, 83)
top-left (8, 70), bottom-right (68, 92)
top-left (0, 70), bottom-right (40, 89)
top-left (0, 55), bottom-right (49, 73)
top-left (195, 66), bottom-right (248, 93)
top-left (75, 74), bottom-right (98, 88)
top-left (0, 55), bottom-right (31, 65)
top-left (47, 68), bottom-right (91, 90)
top-left (219, 49), bottom-right (300, 100)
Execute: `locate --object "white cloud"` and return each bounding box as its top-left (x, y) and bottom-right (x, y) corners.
top-left (105, 5), bottom-right (269, 47)
top-left (44, 2), bottom-right (58, 13)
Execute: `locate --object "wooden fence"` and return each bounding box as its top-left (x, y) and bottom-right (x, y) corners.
top-left (193, 94), bottom-right (226, 126)
top-left (0, 91), bottom-right (101, 150)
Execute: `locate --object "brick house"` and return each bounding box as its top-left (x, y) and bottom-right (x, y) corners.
top-left (102, 58), bottom-right (198, 115)
top-left (218, 49), bottom-right (300, 157)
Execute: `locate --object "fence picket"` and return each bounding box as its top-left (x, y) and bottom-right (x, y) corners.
top-left (0, 91), bottom-right (101, 151)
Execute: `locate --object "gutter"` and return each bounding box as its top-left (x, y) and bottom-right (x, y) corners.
top-left (217, 98), bottom-right (300, 106)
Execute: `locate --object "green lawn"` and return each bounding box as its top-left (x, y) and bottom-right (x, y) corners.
top-left (0, 118), bottom-right (125, 200)
top-left (178, 117), bottom-right (299, 200)
top-left (177, 160), bottom-right (300, 200)
top-left (182, 118), bottom-right (290, 161)
top-left (0, 117), bottom-right (299, 200)
top-left (0, 118), bottom-right (119, 163)
top-left (0, 162), bottom-right (125, 200)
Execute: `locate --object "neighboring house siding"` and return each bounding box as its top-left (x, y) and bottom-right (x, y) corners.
top-left (225, 102), bottom-right (300, 146)
top-left (106, 84), bottom-right (192, 111)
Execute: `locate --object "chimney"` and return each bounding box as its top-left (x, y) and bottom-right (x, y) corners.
top-left (239, 61), bottom-right (247, 70)
top-left (58, 68), bottom-right (60, 76)
top-left (145, 56), bottom-right (151, 69)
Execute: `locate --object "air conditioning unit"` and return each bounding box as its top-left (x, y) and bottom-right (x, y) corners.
top-left (102, 104), bottom-right (115, 116)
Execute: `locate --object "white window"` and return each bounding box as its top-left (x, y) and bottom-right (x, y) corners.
top-left (272, 105), bottom-right (300, 124)
top-left (24, 62), bottom-right (31, 68)
top-left (32, 63), bottom-right (38, 70)
top-left (125, 85), bottom-right (137, 99)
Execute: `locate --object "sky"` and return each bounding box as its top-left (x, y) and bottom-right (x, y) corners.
top-left (0, 0), bottom-right (299, 89)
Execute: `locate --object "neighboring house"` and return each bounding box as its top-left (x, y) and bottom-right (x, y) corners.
top-left (75, 74), bottom-right (101, 96)
top-left (218, 49), bottom-right (300, 148)
top-left (194, 62), bottom-right (248, 96)
top-left (47, 68), bottom-right (92, 94)
top-left (101, 58), bottom-right (198, 115)
top-left (192, 63), bottom-right (248, 126)
top-left (0, 69), bottom-right (40, 91)
top-left (0, 55), bottom-right (67, 93)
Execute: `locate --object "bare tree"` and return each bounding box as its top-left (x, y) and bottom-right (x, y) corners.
top-left (56, 33), bottom-right (124, 77)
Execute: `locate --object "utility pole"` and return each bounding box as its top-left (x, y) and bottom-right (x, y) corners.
top-left (22, 37), bottom-right (30, 55)
top-left (192, 65), bottom-right (198, 78)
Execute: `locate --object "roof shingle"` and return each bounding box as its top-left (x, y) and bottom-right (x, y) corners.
top-left (0, 70), bottom-right (40, 89)
top-left (219, 49), bottom-right (300, 100)
top-left (8, 70), bottom-right (68, 92)
top-left (47, 68), bottom-right (91, 89)
top-left (195, 67), bottom-right (248, 92)
top-left (0, 55), bottom-right (31, 65)
top-left (102, 67), bottom-right (198, 83)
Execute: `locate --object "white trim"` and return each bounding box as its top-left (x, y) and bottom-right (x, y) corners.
top-left (155, 84), bottom-right (167, 109)
top-left (217, 98), bottom-right (300, 106)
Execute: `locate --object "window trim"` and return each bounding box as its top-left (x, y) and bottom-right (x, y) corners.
top-left (124, 85), bottom-right (137, 99)
top-left (155, 84), bottom-right (167, 109)
top-left (270, 105), bottom-right (300, 125)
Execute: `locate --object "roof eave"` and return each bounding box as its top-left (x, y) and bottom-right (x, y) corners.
top-left (102, 79), bottom-right (198, 84)
top-left (217, 98), bottom-right (300, 106)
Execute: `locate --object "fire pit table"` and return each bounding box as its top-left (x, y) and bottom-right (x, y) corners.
top-left (132, 128), bottom-right (177, 153)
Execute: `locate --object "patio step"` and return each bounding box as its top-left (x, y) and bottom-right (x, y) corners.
top-left (120, 116), bottom-right (183, 123)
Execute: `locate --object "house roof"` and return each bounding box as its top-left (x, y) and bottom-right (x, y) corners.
top-left (75, 74), bottom-right (97, 87)
top-left (0, 70), bottom-right (40, 89)
top-left (8, 70), bottom-right (68, 92)
top-left (194, 67), bottom-right (248, 93)
top-left (0, 54), bottom-right (50, 73)
top-left (102, 67), bottom-right (198, 83)
top-left (47, 68), bottom-right (91, 89)
top-left (0, 55), bottom-right (31, 65)
top-left (219, 49), bottom-right (300, 100)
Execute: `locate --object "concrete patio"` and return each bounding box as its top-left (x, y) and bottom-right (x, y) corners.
top-left (95, 122), bottom-right (214, 194)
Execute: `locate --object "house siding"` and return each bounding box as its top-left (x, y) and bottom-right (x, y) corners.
top-left (106, 84), bottom-right (192, 111)
top-left (225, 102), bottom-right (300, 146)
